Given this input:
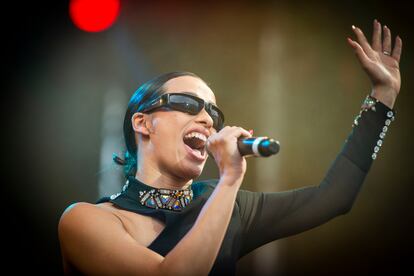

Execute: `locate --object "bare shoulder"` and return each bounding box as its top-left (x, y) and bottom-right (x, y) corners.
top-left (60, 201), bottom-right (105, 216)
top-left (59, 202), bottom-right (116, 226)
top-left (58, 202), bottom-right (164, 275)
top-left (60, 201), bottom-right (116, 216)
top-left (58, 201), bottom-right (125, 244)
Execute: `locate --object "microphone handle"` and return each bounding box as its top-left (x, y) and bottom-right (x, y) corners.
top-left (237, 137), bottom-right (280, 157)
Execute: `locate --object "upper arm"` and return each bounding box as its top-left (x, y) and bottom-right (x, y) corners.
top-left (238, 187), bottom-right (334, 257)
top-left (58, 202), bottom-right (164, 275)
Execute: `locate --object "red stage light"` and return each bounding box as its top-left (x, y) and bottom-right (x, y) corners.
top-left (69, 0), bottom-right (120, 32)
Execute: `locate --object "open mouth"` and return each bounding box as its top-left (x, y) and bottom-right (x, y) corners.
top-left (183, 132), bottom-right (207, 160)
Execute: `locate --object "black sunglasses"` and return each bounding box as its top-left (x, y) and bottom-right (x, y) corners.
top-left (140, 93), bottom-right (225, 130)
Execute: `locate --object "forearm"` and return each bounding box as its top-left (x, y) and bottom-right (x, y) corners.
top-left (342, 94), bottom-right (396, 173)
top-left (160, 175), bottom-right (242, 276)
top-left (316, 94), bottom-right (397, 213)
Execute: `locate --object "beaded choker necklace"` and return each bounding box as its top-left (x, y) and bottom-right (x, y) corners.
top-left (131, 178), bottom-right (193, 212)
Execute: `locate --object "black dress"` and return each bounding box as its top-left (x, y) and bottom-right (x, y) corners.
top-left (97, 98), bottom-right (396, 275)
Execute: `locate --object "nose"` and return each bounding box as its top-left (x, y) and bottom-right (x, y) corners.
top-left (195, 106), bottom-right (214, 129)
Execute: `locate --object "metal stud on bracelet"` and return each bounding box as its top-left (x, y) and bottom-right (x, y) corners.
top-left (351, 95), bottom-right (395, 160)
top-left (352, 94), bottom-right (379, 128)
top-left (372, 105), bottom-right (395, 160)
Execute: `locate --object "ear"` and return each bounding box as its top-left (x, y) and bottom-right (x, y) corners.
top-left (131, 112), bottom-right (152, 136)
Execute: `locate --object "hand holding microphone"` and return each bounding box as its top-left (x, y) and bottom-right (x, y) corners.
top-left (206, 127), bottom-right (280, 181)
top-left (207, 127), bottom-right (280, 159)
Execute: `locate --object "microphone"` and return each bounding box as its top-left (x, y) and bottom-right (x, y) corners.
top-left (238, 137), bottom-right (280, 157)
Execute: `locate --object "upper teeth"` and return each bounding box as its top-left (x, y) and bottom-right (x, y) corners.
top-left (184, 132), bottom-right (207, 141)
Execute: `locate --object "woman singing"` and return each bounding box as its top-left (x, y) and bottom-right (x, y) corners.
top-left (58, 19), bottom-right (402, 275)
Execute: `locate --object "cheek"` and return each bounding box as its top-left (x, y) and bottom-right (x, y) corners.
top-left (152, 112), bottom-right (189, 146)
top-left (155, 112), bottom-right (191, 131)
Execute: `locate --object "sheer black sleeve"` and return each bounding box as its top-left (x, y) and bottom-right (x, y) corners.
top-left (237, 97), bottom-right (396, 258)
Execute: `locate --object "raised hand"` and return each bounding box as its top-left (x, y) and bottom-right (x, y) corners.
top-left (347, 19), bottom-right (402, 109)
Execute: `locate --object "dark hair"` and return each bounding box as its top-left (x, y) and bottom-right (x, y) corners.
top-left (113, 71), bottom-right (204, 178)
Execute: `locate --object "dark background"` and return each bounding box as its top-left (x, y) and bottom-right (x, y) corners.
top-left (4, 0), bottom-right (413, 274)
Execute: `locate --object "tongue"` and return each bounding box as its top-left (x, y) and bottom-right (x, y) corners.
top-left (183, 136), bottom-right (205, 150)
top-left (185, 144), bottom-right (204, 159)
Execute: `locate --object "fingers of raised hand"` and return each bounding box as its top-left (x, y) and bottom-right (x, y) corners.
top-left (375, 21), bottom-right (402, 62)
top-left (371, 19), bottom-right (392, 54)
top-left (372, 19), bottom-right (382, 51)
top-left (382, 25), bottom-right (392, 54)
top-left (353, 20), bottom-right (402, 63)
top-left (392, 36), bottom-right (402, 63)
top-left (352, 25), bottom-right (374, 57)
top-left (347, 37), bottom-right (369, 65)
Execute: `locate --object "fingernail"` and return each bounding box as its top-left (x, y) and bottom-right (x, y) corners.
top-left (249, 129), bottom-right (254, 135)
top-left (352, 25), bottom-right (356, 30)
top-left (384, 25), bottom-right (387, 29)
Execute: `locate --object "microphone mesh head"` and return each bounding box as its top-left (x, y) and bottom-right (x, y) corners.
top-left (259, 139), bottom-right (280, 156)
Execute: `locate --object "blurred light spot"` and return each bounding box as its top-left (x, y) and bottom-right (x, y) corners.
top-left (69, 0), bottom-right (120, 32)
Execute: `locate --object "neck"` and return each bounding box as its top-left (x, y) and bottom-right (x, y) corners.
top-left (135, 160), bottom-right (193, 190)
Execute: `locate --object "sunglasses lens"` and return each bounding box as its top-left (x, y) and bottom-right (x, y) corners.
top-left (169, 94), bottom-right (202, 114)
top-left (168, 93), bottom-right (224, 130)
top-left (209, 106), bottom-right (224, 130)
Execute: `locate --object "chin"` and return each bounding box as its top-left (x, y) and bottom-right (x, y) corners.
top-left (173, 148), bottom-right (207, 179)
top-left (180, 160), bottom-right (206, 180)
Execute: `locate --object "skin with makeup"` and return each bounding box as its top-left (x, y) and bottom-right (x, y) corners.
top-left (58, 19), bottom-right (402, 275)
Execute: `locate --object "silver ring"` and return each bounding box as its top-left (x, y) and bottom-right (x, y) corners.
top-left (383, 50), bottom-right (391, 56)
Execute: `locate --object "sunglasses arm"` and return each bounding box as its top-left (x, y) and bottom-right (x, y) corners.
top-left (141, 95), bottom-right (168, 113)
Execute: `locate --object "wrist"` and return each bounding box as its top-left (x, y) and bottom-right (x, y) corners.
top-left (219, 171), bottom-right (245, 186)
top-left (370, 87), bottom-right (398, 109)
